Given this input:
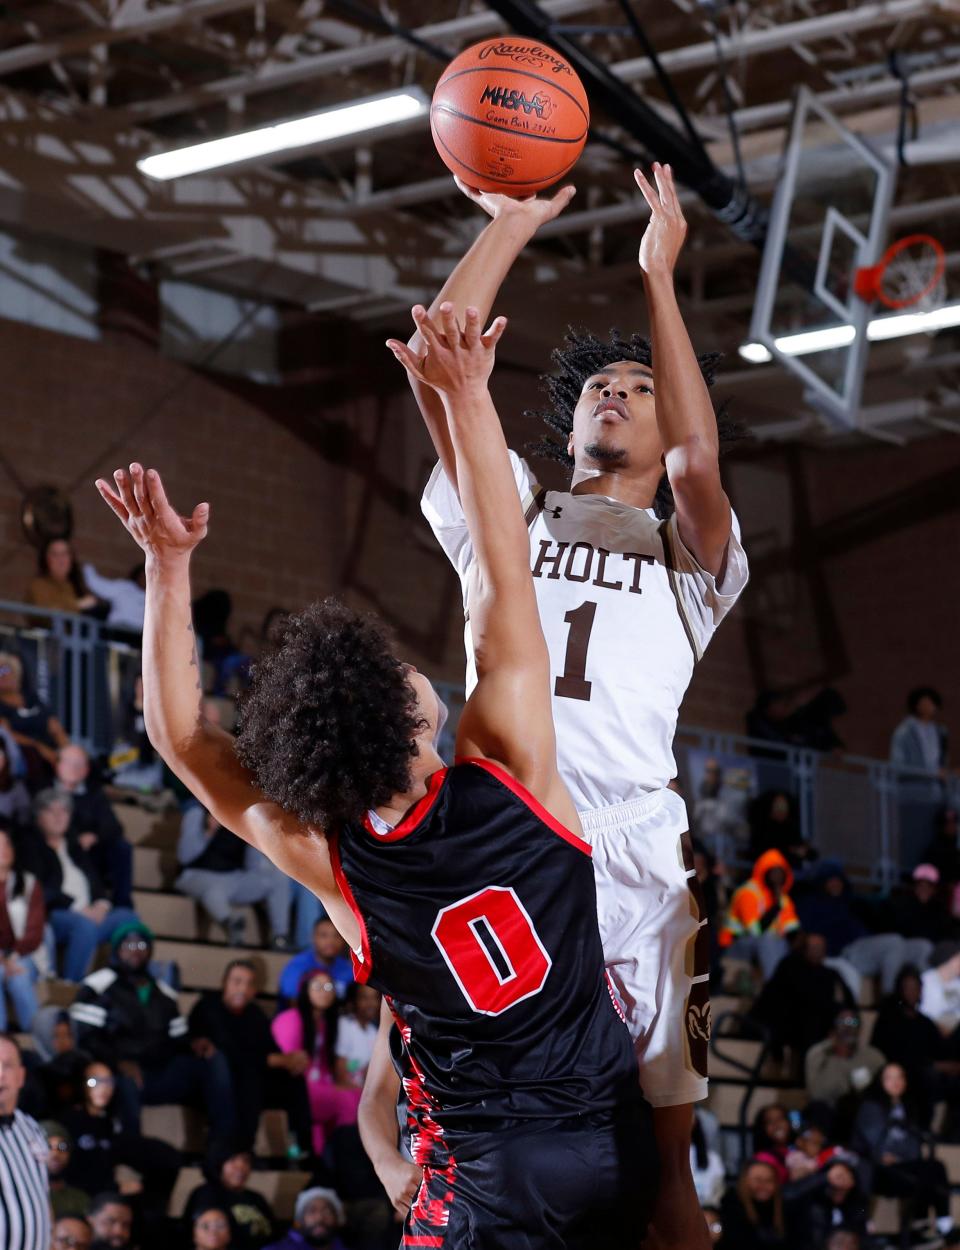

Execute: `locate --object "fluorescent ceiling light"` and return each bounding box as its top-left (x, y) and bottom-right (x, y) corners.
top-left (740, 299), bottom-right (960, 364)
top-left (138, 89), bottom-right (428, 181)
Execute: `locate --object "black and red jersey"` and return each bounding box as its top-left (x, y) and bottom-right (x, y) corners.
top-left (330, 757), bottom-right (638, 1154)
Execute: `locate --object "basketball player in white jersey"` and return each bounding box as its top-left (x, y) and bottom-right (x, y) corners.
top-left (400, 164), bottom-right (747, 1249)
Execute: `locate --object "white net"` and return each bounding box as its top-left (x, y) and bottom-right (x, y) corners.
top-left (879, 237), bottom-right (946, 315)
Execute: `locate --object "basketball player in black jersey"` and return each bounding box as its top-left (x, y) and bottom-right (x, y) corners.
top-left (94, 302), bottom-right (652, 1249)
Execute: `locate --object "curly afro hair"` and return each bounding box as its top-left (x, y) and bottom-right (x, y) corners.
top-left (526, 327), bottom-right (740, 519)
top-left (235, 598), bottom-right (423, 831)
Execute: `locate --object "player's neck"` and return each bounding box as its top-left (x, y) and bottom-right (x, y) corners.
top-left (570, 462), bottom-right (661, 510)
top-left (373, 744), bottom-right (445, 827)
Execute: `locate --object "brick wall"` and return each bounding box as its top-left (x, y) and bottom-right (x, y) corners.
top-left (1, 313), bottom-right (957, 760)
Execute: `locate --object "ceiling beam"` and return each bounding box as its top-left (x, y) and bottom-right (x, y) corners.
top-left (117, 0), bottom-right (601, 123)
top-left (0, 0), bottom-right (262, 76)
top-left (118, 0), bottom-right (943, 127)
top-left (612, 0), bottom-right (939, 85)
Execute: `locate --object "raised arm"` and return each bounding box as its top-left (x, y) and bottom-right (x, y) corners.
top-left (406, 182), bottom-right (575, 492)
top-left (93, 466), bottom-right (353, 939)
top-left (634, 163), bottom-right (732, 578)
top-left (389, 307), bottom-right (575, 828)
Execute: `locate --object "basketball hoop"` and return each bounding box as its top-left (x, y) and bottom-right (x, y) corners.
top-left (854, 233), bottom-right (946, 310)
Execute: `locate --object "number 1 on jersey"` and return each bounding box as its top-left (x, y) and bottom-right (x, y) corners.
top-left (555, 600), bottom-right (597, 701)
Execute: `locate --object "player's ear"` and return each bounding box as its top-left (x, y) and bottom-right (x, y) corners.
top-left (566, 432), bottom-right (575, 457)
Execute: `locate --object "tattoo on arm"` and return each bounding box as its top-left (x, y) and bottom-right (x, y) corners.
top-left (188, 623), bottom-right (202, 692)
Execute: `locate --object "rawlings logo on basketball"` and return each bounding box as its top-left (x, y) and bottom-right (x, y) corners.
top-left (477, 41), bottom-right (572, 75)
top-left (687, 1001), bottom-right (712, 1042)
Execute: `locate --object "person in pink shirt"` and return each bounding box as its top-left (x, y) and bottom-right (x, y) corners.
top-left (271, 968), bottom-right (359, 1154)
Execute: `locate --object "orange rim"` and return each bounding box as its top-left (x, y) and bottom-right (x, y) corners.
top-left (854, 233), bottom-right (946, 309)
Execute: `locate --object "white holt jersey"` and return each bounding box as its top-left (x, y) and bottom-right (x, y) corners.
top-left (422, 453), bottom-right (749, 812)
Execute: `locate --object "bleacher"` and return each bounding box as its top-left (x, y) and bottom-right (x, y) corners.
top-left (706, 986), bottom-right (960, 1235)
top-left (18, 782), bottom-right (960, 1234)
top-left (21, 795), bottom-right (312, 1219)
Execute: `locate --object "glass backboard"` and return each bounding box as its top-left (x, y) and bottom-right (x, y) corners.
top-left (749, 88), bottom-right (896, 427)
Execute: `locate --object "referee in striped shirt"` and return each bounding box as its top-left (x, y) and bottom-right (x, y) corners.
top-left (0, 1032), bottom-right (50, 1250)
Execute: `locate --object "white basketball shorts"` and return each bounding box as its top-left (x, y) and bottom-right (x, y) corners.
top-left (581, 786), bottom-right (710, 1108)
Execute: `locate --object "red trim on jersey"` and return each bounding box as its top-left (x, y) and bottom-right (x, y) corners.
top-left (327, 831), bottom-right (372, 984)
top-left (454, 756), bottom-right (592, 857)
top-left (391, 1002), bottom-right (457, 1247)
top-left (361, 768), bottom-right (448, 841)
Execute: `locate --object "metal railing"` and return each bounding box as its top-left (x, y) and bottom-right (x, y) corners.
top-left (0, 597), bottom-right (140, 754)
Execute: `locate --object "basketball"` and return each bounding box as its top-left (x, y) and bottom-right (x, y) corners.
top-left (430, 37), bottom-right (589, 196)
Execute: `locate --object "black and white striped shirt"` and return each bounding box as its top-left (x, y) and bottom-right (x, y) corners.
top-left (0, 1109), bottom-right (50, 1250)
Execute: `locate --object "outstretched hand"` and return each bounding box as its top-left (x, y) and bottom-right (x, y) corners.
top-left (95, 464), bottom-right (209, 564)
top-left (454, 176), bottom-right (576, 231)
top-left (386, 303), bottom-right (507, 396)
top-left (634, 161), bottom-right (687, 278)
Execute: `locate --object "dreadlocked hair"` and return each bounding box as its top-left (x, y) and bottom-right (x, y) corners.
top-left (525, 327), bottom-right (740, 519)
top-left (235, 598), bottom-right (424, 831)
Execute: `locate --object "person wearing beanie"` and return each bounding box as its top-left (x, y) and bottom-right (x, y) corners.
top-left (69, 920), bottom-right (235, 1136)
top-left (263, 1187), bottom-right (348, 1250)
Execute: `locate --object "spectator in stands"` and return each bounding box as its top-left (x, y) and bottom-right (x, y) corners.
top-left (889, 863), bottom-right (954, 945)
top-left (746, 690), bottom-right (793, 748)
top-left (752, 1102), bottom-right (796, 1180)
top-left (783, 1124), bottom-right (831, 1183)
top-left (0, 825), bottom-right (45, 1030)
top-left (690, 1108), bottom-right (725, 1207)
top-left (0, 1031), bottom-right (51, 1250)
top-left (334, 983), bottom-right (380, 1091)
top-left (111, 677), bottom-right (162, 796)
top-left (69, 920), bottom-right (236, 1139)
top-left (804, 1009), bottom-right (884, 1135)
top-left (175, 806), bottom-right (291, 948)
top-left (851, 1062), bottom-right (959, 1244)
top-left (799, 860), bottom-right (932, 1001)
top-left (30, 789), bottom-right (139, 981)
top-left (925, 805), bottom-right (960, 891)
top-left (185, 1141), bottom-right (274, 1250)
top-left (192, 590), bottom-right (242, 697)
top-left (0, 650), bottom-right (70, 781)
top-left (42, 1120), bottom-right (89, 1218)
top-left (279, 918), bottom-right (353, 1003)
top-left (27, 540), bottom-right (99, 617)
top-left (263, 1186), bottom-right (348, 1250)
top-left (718, 1160), bottom-right (788, 1250)
top-left (719, 849), bottom-right (799, 979)
top-left (892, 687), bottom-right (950, 857)
top-left (88, 1192), bottom-right (134, 1250)
top-left (891, 686), bottom-right (948, 779)
top-left (748, 790), bottom-right (814, 869)
top-left (871, 964), bottom-right (951, 1122)
top-left (751, 933), bottom-right (855, 1064)
top-left (33, 1009), bottom-right (90, 1118)
top-left (55, 745), bottom-right (134, 909)
top-left (188, 959), bottom-right (312, 1155)
top-left (54, 1214), bottom-right (94, 1250)
top-left (190, 1207), bottom-right (235, 1250)
top-left (785, 687), bottom-right (847, 754)
top-left (81, 564), bottom-right (146, 636)
top-left (272, 969), bottom-right (359, 1155)
top-left (783, 1158), bottom-right (870, 1250)
top-left (61, 1058), bottom-right (180, 1211)
top-left (0, 736), bottom-right (30, 829)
